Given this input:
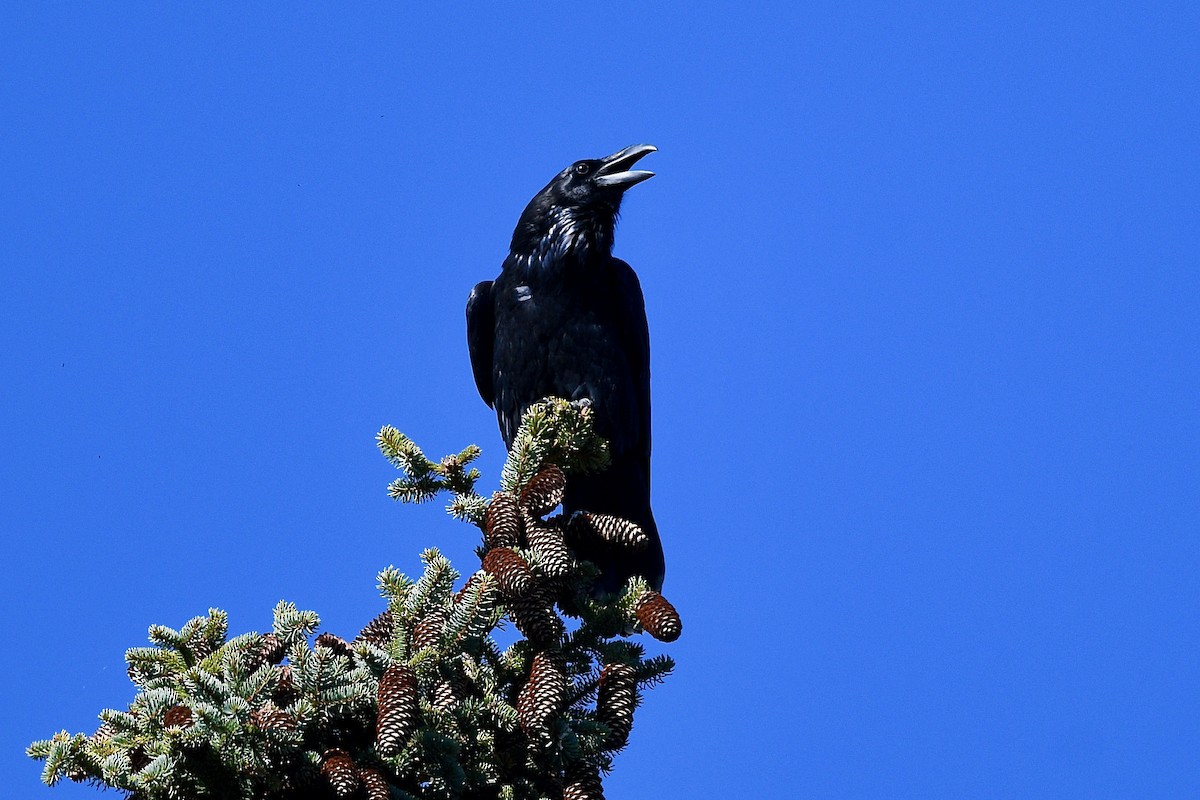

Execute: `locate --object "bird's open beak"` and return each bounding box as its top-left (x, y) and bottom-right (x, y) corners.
top-left (594, 144), bottom-right (657, 188)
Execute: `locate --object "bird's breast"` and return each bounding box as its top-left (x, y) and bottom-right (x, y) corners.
top-left (491, 271), bottom-right (641, 457)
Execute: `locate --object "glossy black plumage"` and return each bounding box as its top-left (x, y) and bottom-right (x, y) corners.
top-left (466, 145), bottom-right (664, 594)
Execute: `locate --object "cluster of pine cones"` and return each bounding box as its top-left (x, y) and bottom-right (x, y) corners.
top-left (484, 464), bottom-right (680, 799)
top-left (483, 464), bottom-right (681, 645)
top-left (314, 463), bottom-right (681, 800)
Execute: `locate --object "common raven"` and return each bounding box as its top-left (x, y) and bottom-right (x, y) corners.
top-left (466, 144), bottom-right (664, 595)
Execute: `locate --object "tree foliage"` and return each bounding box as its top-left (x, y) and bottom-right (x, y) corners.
top-left (30, 399), bottom-right (680, 800)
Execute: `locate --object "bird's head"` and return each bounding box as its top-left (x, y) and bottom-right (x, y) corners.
top-left (510, 144), bottom-right (656, 260)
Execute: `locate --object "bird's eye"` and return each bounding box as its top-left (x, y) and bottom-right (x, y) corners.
top-left (574, 163), bottom-right (591, 176)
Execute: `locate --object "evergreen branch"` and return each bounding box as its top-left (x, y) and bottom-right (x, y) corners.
top-left (448, 491), bottom-right (487, 527)
top-left (377, 565), bottom-right (414, 606)
top-left (500, 398), bottom-right (610, 493)
top-left (377, 425), bottom-right (436, 478)
top-left (387, 473), bottom-right (443, 503)
top-left (32, 400), bottom-right (678, 799)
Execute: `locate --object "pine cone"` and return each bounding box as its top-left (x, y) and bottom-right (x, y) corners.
top-left (570, 512), bottom-right (648, 550)
top-left (273, 665), bottom-right (300, 707)
top-left (320, 749), bottom-right (360, 798)
top-left (376, 663), bottom-right (419, 756)
top-left (454, 573), bottom-right (482, 603)
top-left (358, 766), bottom-right (392, 800)
top-left (90, 722), bottom-right (116, 745)
top-left (483, 546), bottom-right (536, 598)
top-left (596, 664), bottom-right (636, 749)
top-left (315, 632), bottom-right (354, 657)
top-left (253, 632), bottom-right (288, 669)
top-left (412, 606), bottom-right (448, 651)
top-left (355, 610), bottom-right (395, 648)
top-left (525, 516), bottom-right (573, 579)
top-left (563, 762), bottom-right (605, 800)
top-left (520, 464), bottom-right (566, 516)
top-left (432, 676), bottom-right (465, 712)
top-left (517, 652), bottom-right (567, 737)
top-left (189, 635), bottom-right (218, 662)
top-left (485, 491), bottom-right (524, 549)
top-left (508, 587), bottom-right (565, 646)
top-left (250, 702), bottom-right (297, 732)
top-left (163, 704), bottom-right (193, 729)
top-left (635, 590), bottom-right (682, 642)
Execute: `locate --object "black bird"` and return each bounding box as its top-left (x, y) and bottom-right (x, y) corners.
top-left (466, 144), bottom-right (664, 595)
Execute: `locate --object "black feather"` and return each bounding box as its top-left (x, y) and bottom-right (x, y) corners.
top-left (465, 146), bottom-right (664, 594)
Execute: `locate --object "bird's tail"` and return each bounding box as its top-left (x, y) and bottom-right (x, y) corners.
top-left (563, 456), bottom-right (665, 596)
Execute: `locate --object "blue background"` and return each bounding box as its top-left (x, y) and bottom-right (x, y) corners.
top-left (3, 4), bottom-right (1197, 797)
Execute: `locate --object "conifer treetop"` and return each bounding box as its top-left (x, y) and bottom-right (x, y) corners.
top-left (30, 399), bottom-right (679, 800)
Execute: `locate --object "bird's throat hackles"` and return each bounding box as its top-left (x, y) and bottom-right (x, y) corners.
top-left (513, 205), bottom-right (618, 273)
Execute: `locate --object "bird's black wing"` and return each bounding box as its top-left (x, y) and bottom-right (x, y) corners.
top-left (609, 257), bottom-right (652, 460)
top-left (465, 280), bottom-right (496, 407)
top-left (562, 257), bottom-right (662, 594)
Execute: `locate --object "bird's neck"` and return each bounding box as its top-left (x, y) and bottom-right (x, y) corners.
top-left (509, 206), bottom-right (615, 273)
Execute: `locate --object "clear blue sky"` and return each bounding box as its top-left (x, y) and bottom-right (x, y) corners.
top-left (3, 4), bottom-right (1197, 798)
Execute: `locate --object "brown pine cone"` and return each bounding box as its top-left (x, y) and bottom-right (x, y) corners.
top-left (432, 676), bottom-right (466, 712)
top-left (320, 749), bottom-right (359, 797)
top-left (376, 663), bottom-right (419, 756)
top-left (89, 722), bottom-right (116, 745)
top-left (570, 512), bottom-right (648, 550)
top-left (252, 632), bottom-right (288, 669)
top-left (517, 652), bottom-right (568, 737)
top-left (507, 586), bottom-right (565, 646)
top-left (563, 762), bottom-right (606, 800)
top-left (524, 516), bottom-right (573, 579)
top-left (315, 632), bottom-right (354, 657)
top-left (483, 546), bottom-right (536, 598)
top-left (596, 664), bottom-right (636, 749)
top-left (355, 610), bottom-right (395, 648)
top-left (273, 665), bottom-right (300, 707)
top-left (520, 464), bottom-right (566, 516)
top-left (485, 491), bottom-right (524, 549)
top-left (188, 634), bottom-right (218, 662)
top-left (163, 705), bottom-right (193, 729)
top-left (454, 573), bottom-right (482, 603)
top-left (412, 606), bottom-right (448, 651)
top-left (358, 765), bottom-right (392, 800)
top-left (250, 702), bottom-right (297, 732)
top-left (635, 590), bottom-right (682, 642)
